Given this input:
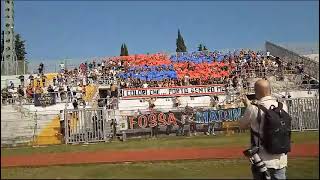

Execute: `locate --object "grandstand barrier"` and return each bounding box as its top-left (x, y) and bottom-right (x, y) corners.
top-left (0, 90), bottom-right (103, 107)
top-left (266, 41), bottom-right (319, 80)
top-left (1, 95), bottom-right (318, 146)
top-left (119, 84), bottom-right (225, 99)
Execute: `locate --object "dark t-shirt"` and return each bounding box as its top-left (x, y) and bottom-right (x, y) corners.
top-left (18, 88), bottom-right (24, 96)
top-left (73, 101), bottom-right (78, 109)
top-left (48, 88), bottom-right (54, 93)
top-left (19, 75), bottom-right (24, 81)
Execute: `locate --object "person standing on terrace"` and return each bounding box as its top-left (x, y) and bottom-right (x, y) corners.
top-left (110, 83), bottom-right (118, 98)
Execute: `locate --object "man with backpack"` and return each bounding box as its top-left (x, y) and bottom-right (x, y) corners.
top-left (240, 79), bottom-right (291, 180)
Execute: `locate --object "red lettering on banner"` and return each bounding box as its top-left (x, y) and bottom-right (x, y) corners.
top-left (167, 113), bottom-right (177, 125)
top-left (129, 116), bottom-right (136, 129)
top-left (149, 114), bottom-right (157, 128)
top-left (138, 115), bottom-right (148, 128)
top-left (158, 112), bottom-right (168, 125)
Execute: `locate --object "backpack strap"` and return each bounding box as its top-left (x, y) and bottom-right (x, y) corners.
top-left (256, 104), bottom-right (268, 113)
top-left (250, 103), bottom-right (264, 149)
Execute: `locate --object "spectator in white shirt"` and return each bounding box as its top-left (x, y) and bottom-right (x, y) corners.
top-left (266, 51), bottom-right (270, 59)
top-left (72, 86), bottom-right (77, 97)
top-left (143, 82), bottom-right (149, 88)
top-left (184, 74), bottom-right (190, 86)
top-left (76, 92), bottom-right (82, 100)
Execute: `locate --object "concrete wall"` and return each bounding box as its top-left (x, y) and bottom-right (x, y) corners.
top-left (1, 105), bottom-right (35, 146)
top-left (1, 103), bottom-right (67, 147)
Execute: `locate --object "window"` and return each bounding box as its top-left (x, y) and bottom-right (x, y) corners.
top-left (5, 23), bottom-right (10, 27)
top-left (5, 8), bottom-right (10, 12)
top-left (5, 31), bottom-right (10, 35)
top-left (6, 39), bottom-right (10, 43)
top-left (6, 47), bottom-right (11, 51)
top-left (6, 15), bottom-right (10, 19)
top-left (6, 55), bottom-right (11, 58)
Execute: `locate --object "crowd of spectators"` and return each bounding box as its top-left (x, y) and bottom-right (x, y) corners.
top-left (1, 49), bottom-right (314, 107)
top-left (114, 50), bottom-right (307, 90)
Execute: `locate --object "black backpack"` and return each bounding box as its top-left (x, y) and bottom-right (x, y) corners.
top-left (251, 102), bottom-right (292, 154)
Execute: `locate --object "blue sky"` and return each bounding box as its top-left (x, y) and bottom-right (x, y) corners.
top-left (1, 0), bottom-right (319, 63)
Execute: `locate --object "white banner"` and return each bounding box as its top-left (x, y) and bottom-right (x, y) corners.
top-left (121, 84), bottom-right (225, 99)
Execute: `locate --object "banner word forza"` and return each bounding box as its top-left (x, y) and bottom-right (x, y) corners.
top-left (128, 112), bottom-right (180, 129)
top-left (195, 107), bottom-right (245, 123)
top-left (122, 85), bottom-right (224, 99)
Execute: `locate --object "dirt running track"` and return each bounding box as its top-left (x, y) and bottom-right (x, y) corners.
top-left (1, 144), bottom-right (318, 168)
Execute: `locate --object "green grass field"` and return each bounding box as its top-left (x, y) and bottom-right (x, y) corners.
top-left (1, 131), bottom-right (318, 179)
top-left (1, 158), bottom-right (318, 179)
top-left (1, 131), bottom-right (318, 157)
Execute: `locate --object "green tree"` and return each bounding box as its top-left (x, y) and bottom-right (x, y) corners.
top-left (15, 34), bottom-right (27, 60)
top-left (176, 29), bottom-right (187, 52)
top-left (123, 43), bottom-right (129, 56)
top-left (120, 44), bottom-right (125, 56)
top-left (198, 44), bottom-right (203, 51)
top-left (1, 32), bottom-right (27, 60)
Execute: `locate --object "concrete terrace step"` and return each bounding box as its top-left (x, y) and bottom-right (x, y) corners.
top-left (1, 134), bottom-right (34, 138)
top-left (1, 137), bottom-right (34, 146)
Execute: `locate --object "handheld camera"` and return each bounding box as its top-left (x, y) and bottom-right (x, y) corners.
top-left (243, 147), bottom-right (271, 180)
top-left (246, 94), bottom-right (256, 101)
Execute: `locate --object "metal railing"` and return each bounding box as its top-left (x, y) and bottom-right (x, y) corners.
top-left (1, 91), bottom-right (91, 106)
top-left (279, 97), bottom-right (319, 131)
top-left (63, 108), bottom-right (114, 144)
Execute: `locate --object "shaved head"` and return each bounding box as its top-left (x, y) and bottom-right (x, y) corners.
top-left (254, 79), bottom-right (271, 100)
